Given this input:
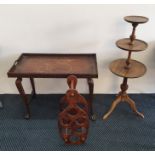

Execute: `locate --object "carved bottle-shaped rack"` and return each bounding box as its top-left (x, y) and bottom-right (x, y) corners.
top-left (58, 75), bottom-right (89, 144)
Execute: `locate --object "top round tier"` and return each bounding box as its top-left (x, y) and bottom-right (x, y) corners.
top-left (116, 38), bottom-right (148, 52)
top-left (124, 16), bottom-right (149, 24)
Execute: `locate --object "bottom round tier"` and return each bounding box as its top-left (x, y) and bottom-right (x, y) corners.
top-left (109, 58), bottom-right (146, 78)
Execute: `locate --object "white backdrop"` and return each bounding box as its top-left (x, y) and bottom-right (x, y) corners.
top-left (0, 4), bottom-right (155, 94)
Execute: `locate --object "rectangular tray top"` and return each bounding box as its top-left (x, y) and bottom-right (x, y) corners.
top-left (7, 53), bottom-right (98, 78)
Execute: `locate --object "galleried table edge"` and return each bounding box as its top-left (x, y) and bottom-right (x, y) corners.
top-left (7, 53), bottom-right (98, 120)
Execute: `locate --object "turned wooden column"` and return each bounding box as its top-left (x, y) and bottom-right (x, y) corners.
top-left (103, 76), bottom-right (144, 120)
top-left (129, 23), bottom-right (138, 45)
top-left (103, 15), bottom-right (149, 120)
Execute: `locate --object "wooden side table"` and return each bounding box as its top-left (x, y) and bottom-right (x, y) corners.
top-left (103, 16), bottom-right (149, 120)
top-left (7, 53), bottom-right (98, 120)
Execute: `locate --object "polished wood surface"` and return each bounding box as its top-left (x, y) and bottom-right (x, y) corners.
top-left (8, 53), bottom-right (98, 119)
top-left (109, 59), bottom-right (146, 78)
top-left (59, 75), bottom-right (89, 144)
top-left (15, 78), bottom-right (31, 119)
top-left (116, 38), bottom-right (148, 52)
top-left (103, 77), bottom-right (144, 120)
top-left (87, 78), bottom-right (96, 121)
top-left (124, 16), bottom-right (149, 24)
top-left (103, 15), bottom-right (148, 120)
top-left (8, 53), bottom-right (98, 78)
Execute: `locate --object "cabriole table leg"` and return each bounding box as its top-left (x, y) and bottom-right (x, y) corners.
top-left (30, 78), bottom-right (36, 98)
top-left (87, 78), bottom-right (96, 121)
top-left (15, 78), bottom-right (31, 119)
top-left (0, 100), bottom-right (3, 108)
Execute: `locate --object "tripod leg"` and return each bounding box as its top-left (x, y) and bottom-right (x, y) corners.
top-left (103, 96), bottom-right (121, 120)
top-left (126, 96), bottom-right (144, 118)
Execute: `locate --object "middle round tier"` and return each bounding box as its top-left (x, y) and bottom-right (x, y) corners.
top-left (109, 58), bottom-right (146, 78)
top-left (116, 38), bottom-right (148, 52)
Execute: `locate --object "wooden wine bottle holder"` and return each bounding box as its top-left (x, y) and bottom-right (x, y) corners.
top-left (103, 16), bottom-right (149, 120)
top-left (58, 75), bottom-right (89, 144)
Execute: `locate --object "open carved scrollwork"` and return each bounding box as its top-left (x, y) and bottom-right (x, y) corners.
top-left (58, 75), bottom-right (89, 144)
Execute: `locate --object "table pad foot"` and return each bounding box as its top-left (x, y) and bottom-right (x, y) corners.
top-left (90, 114), bottom-right (97, 121)
top-left (24, 113), bottom-right (31, 120)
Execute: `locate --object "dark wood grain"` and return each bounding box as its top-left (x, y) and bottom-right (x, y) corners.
top-left (8, 53), bottom-right (98, 120)
top-left (59, 75), bottom-right (89, 144)
top-left (103, 77), bottom-right (144, 120)
top-left (109, 58), bottom-right (146, 78)
top-left (103, 15), bottom-right (148, 120)
top-left (7, 53), bottom-right (98, 78)
top-left (124, 16), bottom-right (149, 24)
top-left (116, 38), bottom-right (148, 52)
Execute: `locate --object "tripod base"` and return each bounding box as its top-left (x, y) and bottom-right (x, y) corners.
top-left (103, 92), bottom-right (144, 120)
